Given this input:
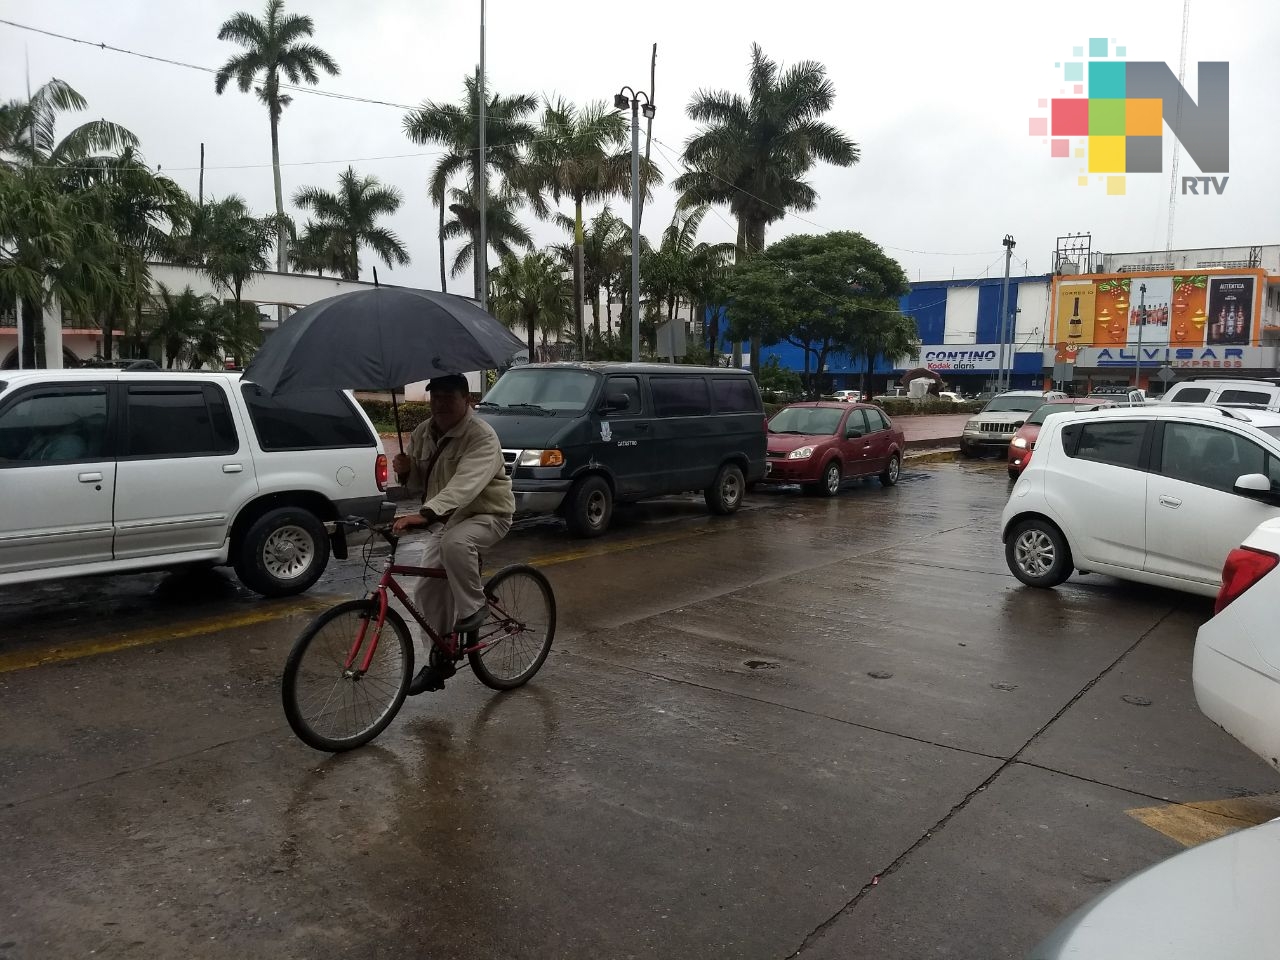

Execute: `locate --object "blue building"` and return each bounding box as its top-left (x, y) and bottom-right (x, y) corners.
top-left (716, 274), bottom-right (1053, 394)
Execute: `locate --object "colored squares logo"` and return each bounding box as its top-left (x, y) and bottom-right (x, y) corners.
top-left (1127, 98), bottom-right (1162, 135)
top-left (1089, 99), bottom-right (1125, 135)
top-left (1089, 61), bottom-right (1125, 98)
top-left (1089, 136), bottom-right (1125, 172)
top-left (1051, 98), bottom-right (1089, 135)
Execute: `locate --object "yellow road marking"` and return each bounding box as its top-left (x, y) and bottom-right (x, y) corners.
top-left (0, 599), bottom-right (327, 675)
top-left (0, 524), bottom-right (715, 674)
top-left (1126, 793), bottom-right (1280, 847)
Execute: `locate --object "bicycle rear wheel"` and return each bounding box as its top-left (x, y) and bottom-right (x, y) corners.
top-left (282, 599), bottom-right (413, 752)
top-left (468, 564), bottom-right (556, 690)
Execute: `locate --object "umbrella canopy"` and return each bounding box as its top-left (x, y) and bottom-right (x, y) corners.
top-left (243, 286), bottom-right (525, 395)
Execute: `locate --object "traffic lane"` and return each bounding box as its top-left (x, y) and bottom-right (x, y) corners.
top-left (1, 652), bottom-right (1000, 960)
top-left (796, 762), bottom-right (1188, 959)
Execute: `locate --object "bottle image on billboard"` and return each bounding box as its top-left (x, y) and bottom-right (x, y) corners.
top-left (1206, 277), bottom-right (1255, 346)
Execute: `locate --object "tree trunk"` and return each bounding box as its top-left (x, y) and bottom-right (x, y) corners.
top-left (19, 296), bottom-right (41, 368)
top-left (589, 284), bottom-right (601, 347)
top-left (100, 310), bottom-right (113, 363)
top-left (748, 222), bottom-right (766, 378)
top-left (732, 221), bottom-right (746, 368)
top-left (438, 196), bottom-right (447, 293)
top-left (803, 344), bottom-right (812, 398)
top-left (269, 99), bottom-right (286, 274)
top-left (573, 195), bottom-right (586, 361)
top-left (526, 309), bottom-right (536, 363)
top-left (605, 281), bottom-right (614, 336)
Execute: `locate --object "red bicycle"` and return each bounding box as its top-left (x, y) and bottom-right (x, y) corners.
top-left (281, 517), bottom-right (556, 752)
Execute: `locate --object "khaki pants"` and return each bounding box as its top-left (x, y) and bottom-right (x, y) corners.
top-left (412, 514), bottom-right (511, 636)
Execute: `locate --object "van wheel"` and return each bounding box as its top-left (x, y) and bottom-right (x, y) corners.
top-left (566, 476), bottom-right (612, 538)
top-left (235, 507), bottom-right (330, 597)
top-left (705, 463), bottom-right (746, 515)
top-left (1005, 518), bottom-right (1073, 588)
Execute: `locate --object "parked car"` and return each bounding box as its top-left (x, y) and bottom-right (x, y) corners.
top-left (1002, 405), bottom-right (1280, 597)
top-left (827, 389), bottom-right (862, 403)
top-left (1006, 399), bottom-right (1116, 479)
top-left (0, 369), bottom-right (394, 597)
top-left (1193, 516), bottom-right (1280, 772)
top-left (960, 390), bottom-right (1067, 457)
top-left (1161, 376), bottom-right (1280, 411)
top-left (937, 391), bottom-right (962, 403)
top-left (477, 362), bottom-right (766, 537)
top-left (1085, 386), bottom-right (1147, 406)
top-left (762, 402), bottom-right (905, 495)
top-left (1028, 816), bottom-right (1280, 958)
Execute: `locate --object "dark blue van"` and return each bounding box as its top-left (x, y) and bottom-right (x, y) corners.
top-left (477, 362), bottom-right (767, 536)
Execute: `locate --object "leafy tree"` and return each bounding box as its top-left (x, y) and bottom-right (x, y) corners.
top-left (292, 166), bottom-right (408, 281)
top-left (489, 251), bottom-right (573, 361)
top-left (724, 231), bottom-right (913, 395)
top-left (443, 183), bottom-right (534, 285)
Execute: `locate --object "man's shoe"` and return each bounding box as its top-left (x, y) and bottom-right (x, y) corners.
top-left (453, 606), bottom-right (488, 635)
top-left (407, 658), bottom-right (456, 696)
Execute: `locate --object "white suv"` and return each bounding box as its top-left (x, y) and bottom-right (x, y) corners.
top-left (0, 369), bottom-right (394, 597)
top-left (1001, 405), bottom-right (1280, 597)
top-left (1162, 377), bottom-right (1280, 411)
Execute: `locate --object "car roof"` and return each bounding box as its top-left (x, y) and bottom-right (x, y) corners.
top-left (780, 401), bottom-right (864, 410)
top-left (1051, 403), bottom-right (1280, 429)
top-left (0, 368), bottom-right (243, 386)
top-left (521, 361), bottom-right (751, 376)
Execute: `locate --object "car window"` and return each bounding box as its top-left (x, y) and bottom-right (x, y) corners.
top-left (864, 408), bottom-right (889, 432)
top-left (710, 377), bottom-right (759, 414)
top-left (125, 384), bottom-right (238, 458)
top-left (769, 406), bottom-right (843, 435)
top-left (1158, 422), bottom-right (1269, 494)
top-left (1167, 387), bottom-right (1211, 404)
top-left (241, 384), bottom-right (375, 451)
top-left (1218, 389), bottom-right (1273, 406)
top-left (981, 396), bottom-right (1041, 413)
top-left (1067, 421), bottom-right (1147, 469)
top-left (602, 376), bottom-right (642, 417)
top-left (650, 376), bottom-right (711, 417)
top-left (485, 368), bottom-right (598, 413)
top-left (845, 409), bottom-right (869, 436)
top-left (1028, 402), bottom-right (1081, 425)
top-left (0, 386), bottom-right (108, 464)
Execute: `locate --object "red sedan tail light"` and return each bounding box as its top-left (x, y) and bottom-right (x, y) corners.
top-left (375, 453), bottom-right (389, 492)
top-left (1215, 546), bottom-right (1278, 614)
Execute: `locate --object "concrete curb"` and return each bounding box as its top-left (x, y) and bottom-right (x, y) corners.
top-left (905, 448), bottom-right (959, 465)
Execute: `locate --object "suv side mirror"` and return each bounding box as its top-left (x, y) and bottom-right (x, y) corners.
top-left (1234, 473), bottom-right (1280, 504)
top-left (601, 394), bottom-right (630, 413)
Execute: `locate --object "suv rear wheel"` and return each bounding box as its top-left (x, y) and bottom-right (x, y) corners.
top-left (705, 462), bottom-right (746, 514)
top-left (565, 475), bottom-right (613, 538)
top-left (235, 506), bottom-right (330, 597)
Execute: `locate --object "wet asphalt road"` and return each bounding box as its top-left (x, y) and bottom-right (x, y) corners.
top-left (2, 460), bottom-right (1277, 959)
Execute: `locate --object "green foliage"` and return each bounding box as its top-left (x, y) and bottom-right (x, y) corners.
top-left (357, 399), bottom-right (431, 435)
top-left (756, 355), bottom-right (803, 399)
top-left (871, 398), bottom-right (984, 417)
top-left (489, 251), bottom-right (574, 359)
top-left (724, 231), bottom-right (915, 386)
top-left (292, 166), bottom-right (408, 281)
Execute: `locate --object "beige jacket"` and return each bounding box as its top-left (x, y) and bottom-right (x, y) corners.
top-left (398, 409), bottom-right (515, 522)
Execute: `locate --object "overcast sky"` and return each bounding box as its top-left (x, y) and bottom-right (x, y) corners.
top-left (3, 0), bottom-right (1277, 289)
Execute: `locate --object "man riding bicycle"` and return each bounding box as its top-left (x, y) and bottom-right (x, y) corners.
top-left (392, 374), bottom-right (515, 694)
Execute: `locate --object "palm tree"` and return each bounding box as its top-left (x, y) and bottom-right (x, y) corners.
top-left (148, 284), bottom-right (215, 368)
top-left (288, 221), bottom-right (346, 277)
top-left (442, 183), bottom-right (534, 287)
top-left (214, 0), bottom-right (340, 275)
top-left (848, 312), bottom-right (920, 400)
top-left (676, 44), bottom-right (859, 373)
top-left (644, 206), bottom-right (734, 327)
top-left (292, 166), bottom-right (408, 281)
top-left (0, 78), bottom-right (137, 170)
top-left (528, 99), bottom-right (653, 356)
top-left (489, 252), bottom-right (573, 362)
top-left (403, 74), bottom-right (538, 296)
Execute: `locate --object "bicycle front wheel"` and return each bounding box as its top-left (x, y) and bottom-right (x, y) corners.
top-left (282, 599), bottom-right (413, 752)
top-left (468, 564), bottom-right (556, 690)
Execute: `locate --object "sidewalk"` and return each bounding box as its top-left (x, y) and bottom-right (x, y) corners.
top-left (895, 413), bottom-right (970, 448)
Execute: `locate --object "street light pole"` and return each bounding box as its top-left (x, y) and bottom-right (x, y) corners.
top-left (615, 86), bottom-right (654, 363)
top-left (1134, 282), bottom-right (1147, 388)
top-left (996, 234), bottom-right (1015, 392)
top-left (477, 0), bottom-right (487, 312)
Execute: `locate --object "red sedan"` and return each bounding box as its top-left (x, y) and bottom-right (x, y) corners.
top-left (1007, 399), bottom-right (1116, 479)
top-left (764, 402), bottom-right (906, 495)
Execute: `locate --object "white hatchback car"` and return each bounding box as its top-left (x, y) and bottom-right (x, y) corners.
top-left (1193, 517), bottom-right (1280, 771)
top-left (1001, 405), bottom-right (1280, 597)
top-left (0, 369), bottom-right (394, 597)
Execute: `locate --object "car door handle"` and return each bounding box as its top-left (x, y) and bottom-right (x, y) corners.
top-left (223, 464), bottom-right (244, 474)
top-left (634, 423), bottom-right (651, 432)
top-left (1159, 495), bottom-right (1182, 508)
top-left (77, 472), bottom-right (103, 483)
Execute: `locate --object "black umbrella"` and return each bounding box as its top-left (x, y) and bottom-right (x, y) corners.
top-left (243, 285), bottom-right (525, 449)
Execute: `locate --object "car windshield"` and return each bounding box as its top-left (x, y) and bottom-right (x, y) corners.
top-left (769, 406), bottom-right (844, 435)
top-left (482, 368), bottom-right (599, 414)
top-left (1026, 403), bottom-right (1081, 425)
top-left (982, 396), bottom-right (1041, 413)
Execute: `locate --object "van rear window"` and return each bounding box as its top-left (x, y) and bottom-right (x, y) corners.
top-left (711, 377), bottom-right (759, 413)
top-left (241, 384), bottom-right (374, 450)
top-left (650, 376), bottom-right (711, 417)
top-left (1168, 387), bottom-right (1211, 403)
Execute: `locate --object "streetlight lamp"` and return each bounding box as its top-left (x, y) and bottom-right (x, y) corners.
top-left (1134, 282), bottom-right (1147, 388)
top-left (615, 86), bottom-right (655, 363)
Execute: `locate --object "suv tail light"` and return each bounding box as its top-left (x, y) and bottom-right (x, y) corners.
top-left (375, 453), bottom-right (389, 492)
top-left (1215, 547), bottom-right (1278, 614)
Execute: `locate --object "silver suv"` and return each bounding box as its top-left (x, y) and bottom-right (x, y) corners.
top-left (0, 369), bottom-right (394, 596)
top-left (961, 390), bottom-right (1066, 456)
